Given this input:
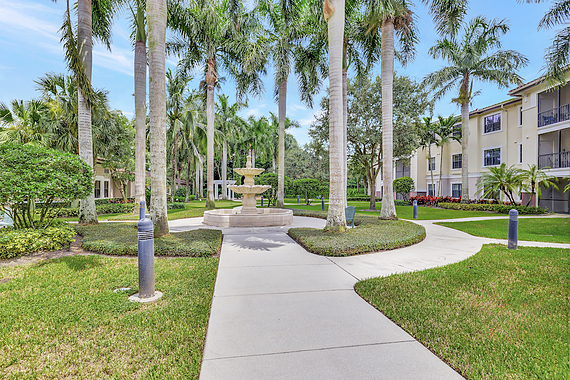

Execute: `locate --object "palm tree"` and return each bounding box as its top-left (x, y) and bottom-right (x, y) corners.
top-left (147, 0), bottom-right (169, 237)
top-left (435, 115), bottom-right (460, 196)
top-left (215, 94), bottom-right (245, 199)
top-left (520, 164), bottom-right (559, 206)
top-left (477, 163), bottom-right (525, 204)
top-left (423, 16), bottom-right (528, 204)
top-left (169, 0), bottom-right (266, 209)
top-left (179, 91), bottom-right (206, 201)
top-left (363, 0), bottom-right (468, 218)
top-left (0, 100), bottom-right (48, 146)
top-left (417, 116), bottom-right (438, 196)
top-left (323, 0), bottom-right (346, 231)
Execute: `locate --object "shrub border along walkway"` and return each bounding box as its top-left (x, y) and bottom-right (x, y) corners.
top-left (288, 209), bottom-right (426, 256)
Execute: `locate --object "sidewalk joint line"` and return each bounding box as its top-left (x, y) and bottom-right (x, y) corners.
top-left (203, 340), bottom-right (417, 361)
top-left (214, 288), bottom-right (354, 297)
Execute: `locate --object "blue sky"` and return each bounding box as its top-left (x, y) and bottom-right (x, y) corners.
top-left (0, 0), bottom-right (556, 146)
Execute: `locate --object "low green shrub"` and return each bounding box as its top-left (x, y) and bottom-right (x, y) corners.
top-left (438, 202), bottom-right (546, 215)
top-left (347, 195), bottom-right (381, 202)
top-left (288, 211), bottom-right (425, 256)
top-left (394, 199), bottom-right (409, 206)
top-left (0, 225), bottom-right (75, 259)
top-left (94, 197), bottom-right (135, 205)
top-left (56, 203), bottom-right (135, 217)
top-left (167, 202), bottom-right (186, 210)
top-left (75, 223), bottom-right (221, 257)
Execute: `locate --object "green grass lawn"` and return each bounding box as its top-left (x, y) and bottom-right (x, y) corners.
top-left (355, 244), bottom-right (570, 380)
top-left (0, 255), bottom-right (218, 379)
top-left (437, 217), bottom-right (570, 244)
top-left (287, 201), bottom-right (503, 220)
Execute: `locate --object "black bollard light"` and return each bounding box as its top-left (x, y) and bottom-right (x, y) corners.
top-left (297, 195), bottom-right (299, 204)
top-left (321, 197), bottom-right (325, 211)
top-left (413, 200), bottom-right (417, 219)
top-left (196, 193), bottom-right (199, 201)
top-left (129, 200), bottom-right (163, 303)
top-left (261, 196), bottom-right (264, 207)
top-left (508, 209), bottom-right (518, 249)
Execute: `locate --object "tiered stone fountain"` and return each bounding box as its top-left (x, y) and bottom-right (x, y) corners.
top-left (203, 154), bottom-right (293, 227)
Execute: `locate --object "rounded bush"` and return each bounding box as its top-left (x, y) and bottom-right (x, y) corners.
top-left (0, 225), bottom-right (76, 259)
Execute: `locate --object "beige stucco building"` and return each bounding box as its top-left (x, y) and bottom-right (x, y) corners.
top-left (376, 73), bottom-right (570, 213)
top-left (93, 161), bottom-right (135, 200)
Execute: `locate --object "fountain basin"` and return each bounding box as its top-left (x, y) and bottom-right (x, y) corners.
top-left (203, 207), bottom-right (293, 227)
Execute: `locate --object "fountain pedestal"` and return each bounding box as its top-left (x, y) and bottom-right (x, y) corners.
top-left (203, 154), bottom-right (293, 227)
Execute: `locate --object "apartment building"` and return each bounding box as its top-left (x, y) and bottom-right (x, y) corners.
top-left (376, 73), bottom-right (570, 213)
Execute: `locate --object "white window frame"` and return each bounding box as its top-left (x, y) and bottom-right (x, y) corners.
top-left (428, 156), bottom-right (436, 171)
top-left (483, 146), bottom-right (502, 167)
top-left (518, 143), bottom-right (523, 164)
top-left (427, 183), bottom-right (435, 196)
top-left (518, 106), bottom-right (523, 127)
top-left (451, 183), bottom-right (462, 198)
top-left (451, 153), bottom-right (462, 170)
top-left (483, 112), bottom-right (502, 134)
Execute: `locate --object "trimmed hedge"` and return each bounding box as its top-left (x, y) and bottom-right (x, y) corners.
top-left (75, 223), bottom-right (221, 257)
top-left (94, 197), bottom-right (135, 205)
top-left (0, 225), bottom-right (76, 259)
top-left (167, 202), bottom-right (186, 210)
top-left (289, 209), bottom-right (425, 256)
top-left (438, 202), bottom-right (546, 215)
top-left (347, 195), bottom-right (381, 202)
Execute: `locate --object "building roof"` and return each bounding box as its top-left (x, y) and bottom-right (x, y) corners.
top-left (468, 97), bottom-right (521, 116)
top-left (507, 76), bottom-right (545, 96)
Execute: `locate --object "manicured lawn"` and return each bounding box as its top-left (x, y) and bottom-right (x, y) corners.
top-left (355, 244), bottom-right (570, 380)
top-left (0, 255), bottom-right (218, 379)
top-left (75, 223), bottom-right (222, 256)
top-left (288, 212), bottom-right (425, 256)
top-left (287, 201), bottom-right (503, 220)
top-left (437, 217), bottom-right (570, 244)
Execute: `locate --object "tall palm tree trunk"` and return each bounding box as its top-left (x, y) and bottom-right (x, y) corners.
top-left (460, 100), bottom-right (469, 203)
top-left (438, 145), bottom-right (444, 196)
top-left (276, 80), bottom-right (287, 207)
top-left (324, 0), bottom-right (347, 232)
top-left (147, 0), bottom-right (169, 237)
top-left (172, 124), bottom-right (177, 198)
top-left (206, 60), bottom-right (216, 208)
top-left (428, 145), bottom-right (434, 195)
top-left (195, 159), bottom-right (200, 197)
top-left (342, 68), bottom-right (348, 208)
top-left (134, 38), bottom-right (147, 214)
top-left (77, 0), bottom-right (97, 225)
top-left (186, 158), bottom-right (191, 202)
top-left (221, 139), bottom-right (228, 200)
top-left (380, 19), bottom-right (397, 220)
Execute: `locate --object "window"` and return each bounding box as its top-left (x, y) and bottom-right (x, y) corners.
top-left (428, 157), bottom-right (436, 171)
top-left (428, 184), bottom-right (435, 196)
top-left (484, 114), bottom-right (501, 133)
top-left (453, 124), bottom-right (462, 138)
top-left (519, 107), bottom-right (523, 126)
top-left (518, 144), bottom-right (523, 164)
top-left (452, 154), bottom-right (462, 169)
top-left (94, 180), bottom-right (101, 198)
top-left (104, 181), bottom-right (109, 198)
top-left (452, 184), bottom-right (462, 198)
top-left (484, 148), bottom-right (501, 166)
top-left (104, 168), bottom-right (110, 174)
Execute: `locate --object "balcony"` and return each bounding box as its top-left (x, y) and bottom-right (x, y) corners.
top-left (538, 151), bottom-right (570, 169)
top-left (538, 103), bottom-right (570, 127)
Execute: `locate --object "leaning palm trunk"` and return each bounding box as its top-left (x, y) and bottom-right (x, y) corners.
top-left (276, 80), bottom-right (287, 208)
top-left (221, 139), bottom-right (228, 200)
top-left (324, 0), bottom-right (347, 232)
top-left (77, 0), bottom-right (97, 225)
top-left (134, 38), bottom-right (147, 214)
top-left (460, 101), bottom-right (469, 203)
top-left (147, 0), bottom-right (169, 237)
top-left (380, 19), bottom-right (397, 219)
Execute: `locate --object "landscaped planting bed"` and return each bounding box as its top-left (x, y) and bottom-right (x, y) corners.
top-left (0, 225), bottom-right (75, 259)
top-left (288, 210), bottom-right (425, 256)
top-left (75, 223), bottom-right (222, 257)
top-left (355, 244), bottom-right (569, 379)
top-left (438, 202), bottom-right (546, 214)
top-left (0, 255), bottom-right (218, 378)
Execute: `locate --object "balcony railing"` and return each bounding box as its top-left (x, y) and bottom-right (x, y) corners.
top-left (538, 151), bottom-right (570, 169)
top-left (538, 103), bottom-right (570, 127)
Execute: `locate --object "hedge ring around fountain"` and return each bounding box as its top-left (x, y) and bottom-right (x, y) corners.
top-left (203, 154), bottom-right (293, 227)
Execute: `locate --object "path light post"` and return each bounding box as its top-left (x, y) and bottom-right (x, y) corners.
top-left (129, 200), bottom-right (163, 303)
top-left (322, 197), bottom-right (325, 211)
top-left (413, 200), bottom-right (417, 219)
top-left (297, 195), bottom-right (299, 204)
top-left (508, 209), bottom-right (518, 250)
top-left (261, 196), bottom-right (264, 207)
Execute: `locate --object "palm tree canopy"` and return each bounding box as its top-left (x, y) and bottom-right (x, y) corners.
top-left (423, 16), bottom-right (529, 103)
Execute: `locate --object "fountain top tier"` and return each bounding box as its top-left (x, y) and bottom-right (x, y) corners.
top-left (233, 154), bottom-right (265, 186)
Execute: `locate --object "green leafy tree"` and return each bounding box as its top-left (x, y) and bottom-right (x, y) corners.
top-left (293, 178), bottom-right (320, 205)
top-left (0, 144), bottom-right (92, 229)
top-left (477, 163), bottom-right (525, 204)
top-left (256, 172), bottom-right (291, 207)
top-left (423, 16), bottom-right (528, 203)
top-left (0, 100), bottom-right (48, 146)
top-left (393, 176), bottom-right (414, 200)
top-left (520, 164), bottom-right (559, 206)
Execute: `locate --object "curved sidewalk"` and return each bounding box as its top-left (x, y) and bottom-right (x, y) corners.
top-left (168, 215), bottom-right (569, 380)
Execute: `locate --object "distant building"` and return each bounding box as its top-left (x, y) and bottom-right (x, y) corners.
top-left (375, 72), bottom-right (570, 213)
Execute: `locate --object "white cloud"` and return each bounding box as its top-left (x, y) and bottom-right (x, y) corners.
top-left (93, 44), bottom-right (134, 77)
top-left (0, 1), bottom-right (60, 42)
top-left (245, 108), bottom-right (262, 117)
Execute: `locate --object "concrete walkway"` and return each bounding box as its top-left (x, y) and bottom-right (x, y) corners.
top-left (167, 215), bottom-right (569, 379)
